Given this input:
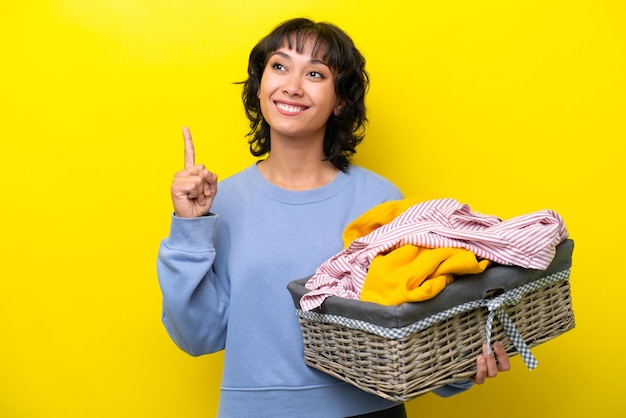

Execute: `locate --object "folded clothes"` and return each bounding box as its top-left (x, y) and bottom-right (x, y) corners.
top-left (361, 245), bottom-right (490, 306)
top-left (301, 198), bottom-right (568, 311)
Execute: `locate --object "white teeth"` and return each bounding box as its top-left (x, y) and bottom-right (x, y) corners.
top-left (276, 102), bottom-right (305, 113)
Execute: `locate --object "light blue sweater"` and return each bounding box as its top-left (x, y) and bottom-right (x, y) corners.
top-left (157, 163), bottom-right (471, 417)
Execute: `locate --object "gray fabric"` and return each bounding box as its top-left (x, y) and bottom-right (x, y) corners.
top-left (287, 239), bottom-right (574, 328)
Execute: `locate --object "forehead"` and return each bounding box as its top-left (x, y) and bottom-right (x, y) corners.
top-left (277, 32), bottom-right (331, 63)
top-left (271, 46), bottom-right (331, 69)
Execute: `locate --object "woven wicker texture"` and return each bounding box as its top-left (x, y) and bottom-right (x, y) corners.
top-left (297, 277), bottom-right (575, 402)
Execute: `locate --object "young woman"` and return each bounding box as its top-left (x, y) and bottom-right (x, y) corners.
top-left (157, 18), bottom-right (510, 418)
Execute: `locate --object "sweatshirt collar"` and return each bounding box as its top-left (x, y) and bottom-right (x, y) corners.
top-left (245, 162), bottom-right (351, 204)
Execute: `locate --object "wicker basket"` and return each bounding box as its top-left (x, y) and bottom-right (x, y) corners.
top-left (287, 239), bottom-right (575, 402)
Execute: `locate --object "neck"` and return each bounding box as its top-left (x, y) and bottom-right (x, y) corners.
top-left (258, 153), bottom-right (338, 191)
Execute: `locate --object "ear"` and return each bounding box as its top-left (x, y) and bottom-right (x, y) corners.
top-left (334, 100), bottom-right (346, 116)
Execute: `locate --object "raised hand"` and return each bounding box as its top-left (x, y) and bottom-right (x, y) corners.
top-left (170, 126), bottom-right (218, 218)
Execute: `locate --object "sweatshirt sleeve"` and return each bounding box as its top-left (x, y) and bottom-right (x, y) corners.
top-left (431, 380), bottom-right (474, 397)
top-left (157, 213), bottom-right (229, 356)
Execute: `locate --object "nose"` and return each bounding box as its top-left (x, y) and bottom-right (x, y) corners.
top-left (283, 73), bottom-right (303, 96)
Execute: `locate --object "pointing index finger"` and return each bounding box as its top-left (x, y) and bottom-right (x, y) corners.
top-left (182, 126), bottom-right (195, 168)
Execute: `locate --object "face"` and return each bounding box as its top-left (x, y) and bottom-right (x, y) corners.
top-left (258, 42), bottom-right (343, 142)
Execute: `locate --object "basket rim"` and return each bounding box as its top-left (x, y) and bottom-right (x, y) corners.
top-left (296, 268), bottom-right (570, 340)
top-left (288, 239), bottom-right (574, 329)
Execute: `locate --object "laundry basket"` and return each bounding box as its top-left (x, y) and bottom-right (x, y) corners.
top-left (287, 239), bottom-right (575, 402)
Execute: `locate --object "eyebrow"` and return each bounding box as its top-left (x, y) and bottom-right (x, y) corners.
top-left (270, 51), bottom-right (330, 68)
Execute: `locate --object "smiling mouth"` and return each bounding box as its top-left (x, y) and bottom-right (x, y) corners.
top-left (275, 102), bottom-right (308, 113)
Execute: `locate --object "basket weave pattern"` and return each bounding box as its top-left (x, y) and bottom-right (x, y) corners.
top-left (297, 276), bottom-right (575, 402)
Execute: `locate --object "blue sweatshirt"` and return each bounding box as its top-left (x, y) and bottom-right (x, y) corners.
top-left (157, 163), bottom-right (471, 417)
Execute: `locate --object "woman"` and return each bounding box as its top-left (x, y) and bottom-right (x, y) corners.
top-left (157, 18), bottom-right (509, 418)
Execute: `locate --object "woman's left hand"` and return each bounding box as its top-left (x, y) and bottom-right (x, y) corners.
top-left (471, 341), bottom-right (511, 384)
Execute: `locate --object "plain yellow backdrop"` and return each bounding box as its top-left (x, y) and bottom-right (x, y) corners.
top-left (1, 0), bottom-right (624, 417)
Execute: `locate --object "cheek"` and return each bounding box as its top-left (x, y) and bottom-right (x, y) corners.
top-left (258, 76), bottom-right (274, 99)
top-left (258, 82), bottom-right (273, 117)
top-left (258, 80), bottom-right (271, 104)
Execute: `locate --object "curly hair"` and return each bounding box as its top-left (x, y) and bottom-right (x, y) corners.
top-left (241, 18), bottom-right (369, 172)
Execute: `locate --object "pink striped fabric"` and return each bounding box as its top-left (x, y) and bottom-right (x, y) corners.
top-left (300, 198), bottom-right (569, 311)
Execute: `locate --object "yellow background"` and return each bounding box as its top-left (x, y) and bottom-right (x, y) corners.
top-left (1, 1), bottom-right (624, 417)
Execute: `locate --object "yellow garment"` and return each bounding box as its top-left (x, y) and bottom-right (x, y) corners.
top-left (360, 245), bottom-right (491, 306)
top-left (342, 196), bottom-right (425, 247)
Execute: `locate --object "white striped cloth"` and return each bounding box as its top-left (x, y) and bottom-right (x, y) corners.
top-left (301, 198), bottom-right (568, 312)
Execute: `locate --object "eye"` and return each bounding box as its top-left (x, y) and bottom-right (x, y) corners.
top-left (271, 62), bottom-right (286, 71)
top-left (308, 70), bottom-right (326, 79)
